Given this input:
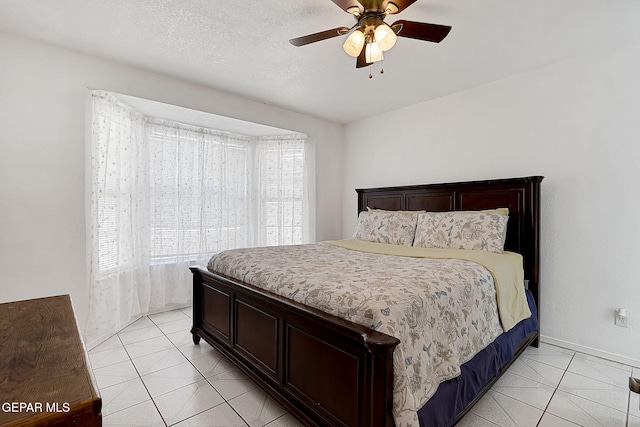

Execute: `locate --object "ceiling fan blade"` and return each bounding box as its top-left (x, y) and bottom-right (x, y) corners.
top-left (330, 0), bottom-right (362, 13)
top-left (383, 0), bottom-right (417, 13)
top-left (392, 20), bottom-right (452, 43)
top-left (356, 46), bottom-right (372, 68)
top-left (289, 27), bottom-right (350, 47)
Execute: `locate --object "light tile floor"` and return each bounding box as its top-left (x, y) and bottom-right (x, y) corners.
top-left (89, 307), bottom-right (640, 427)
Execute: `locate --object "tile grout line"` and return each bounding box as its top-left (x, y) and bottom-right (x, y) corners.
top-left (117, 318), bottom-right (168, 426)
top-left (534, 350), bottom-right (633, 427)
top-left (486, 351), bottom-right (570, 426)
top-left (145, 315), bottom-right (203, 427)
top-left (627, 390), bottom-right (631, 427)
top-left (183, 341), bottom-right (254, 427)
top-left (535, 351), bottom-right (575, 427)
top-left (148, 313), bottom-right (254, 426)
top-left (180, 329), bottom-right (284, 426)
top-left (96, 311), bottom-right (271, 426)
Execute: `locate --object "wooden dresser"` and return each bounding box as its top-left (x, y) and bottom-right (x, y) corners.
top-left (0, 295), bottom-right (102, 426)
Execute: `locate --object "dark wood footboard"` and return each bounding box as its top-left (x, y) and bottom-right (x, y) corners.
top-left (190, 266), bottom-right (400, 427)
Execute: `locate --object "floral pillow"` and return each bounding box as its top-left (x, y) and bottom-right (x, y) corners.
top-left (367, 207), bottom-right (426, 214)
top-left (353, 210), bottom-right (418, 246)
top-left (413, 211), bottom-right (509, 253)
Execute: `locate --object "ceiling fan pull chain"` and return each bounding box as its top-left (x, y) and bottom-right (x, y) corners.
top-left (369, 64), bottom-right (373, 79)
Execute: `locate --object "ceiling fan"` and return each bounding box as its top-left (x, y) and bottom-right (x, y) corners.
top-left (289, 0), bottom-right (452, 70)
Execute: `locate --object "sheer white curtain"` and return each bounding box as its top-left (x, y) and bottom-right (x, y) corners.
top-left (86, 92), bottom-right (152, 347)
top-left (146, 119), bottom-right (251, 312)
top-left (86, 92), bottom-right (313, 348)
top-left (253, 135), bottom-right (313, 246)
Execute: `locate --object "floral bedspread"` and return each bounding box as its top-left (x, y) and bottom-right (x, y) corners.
top-left (207, 242), bottom-right (505, 427)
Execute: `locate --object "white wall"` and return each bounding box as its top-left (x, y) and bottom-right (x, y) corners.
top-left (0, 32), bottom-right (344, 333)
top-left (342, 43), bottom-right (640, 366)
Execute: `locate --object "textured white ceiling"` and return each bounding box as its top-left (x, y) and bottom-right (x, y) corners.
top-left (1, 0), bottom-right (639, 123)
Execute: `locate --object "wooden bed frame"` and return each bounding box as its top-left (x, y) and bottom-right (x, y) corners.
top-left (190, 176), bottom-right (543, 426)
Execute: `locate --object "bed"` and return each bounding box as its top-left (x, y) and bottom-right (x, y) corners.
top-left (190, 176), bottom-right (543, 426)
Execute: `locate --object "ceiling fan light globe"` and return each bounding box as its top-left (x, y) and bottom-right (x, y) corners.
top-left (374, 23), bottom-right (397, 51)
top-left (343, 30), bottom-right (365, 57)
top-left (365, 42), bottom-right (384, 63)
top-left (385, 1), bottom-right (399, 14)
top-left (346, 5), bottom-right (362, 15)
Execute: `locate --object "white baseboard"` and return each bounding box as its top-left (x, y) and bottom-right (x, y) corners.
top-left (541, 335), bottom-right (640, 369)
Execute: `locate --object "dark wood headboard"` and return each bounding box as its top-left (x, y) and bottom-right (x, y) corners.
top-left (356, 176), bottom-right (543, 321)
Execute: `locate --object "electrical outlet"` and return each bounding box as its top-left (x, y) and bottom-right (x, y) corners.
top-left (615, 308), bottom-right (629, 328)
top-left (616, 315), bottom-right (629, 327)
